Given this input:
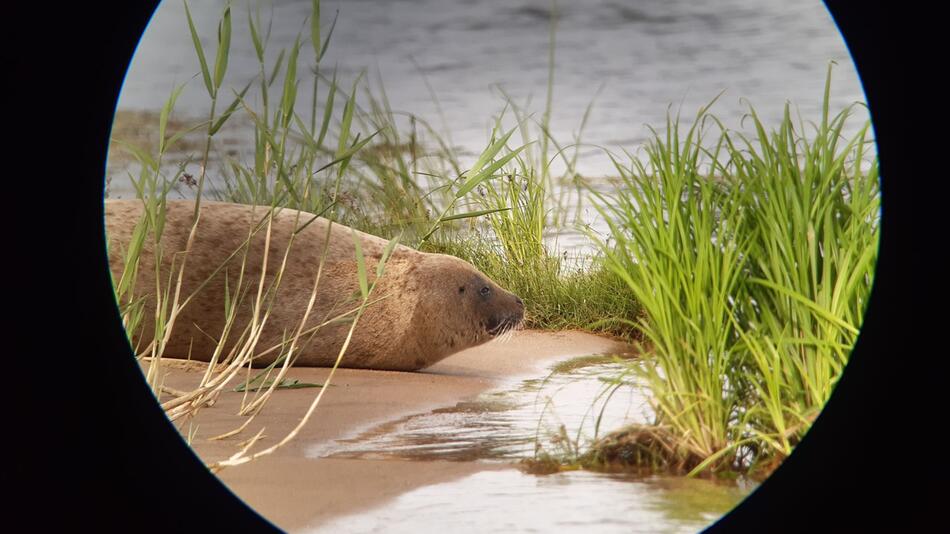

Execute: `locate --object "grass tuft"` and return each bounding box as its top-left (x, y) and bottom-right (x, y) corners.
top-left (585, 64), bottom-right (878, 477)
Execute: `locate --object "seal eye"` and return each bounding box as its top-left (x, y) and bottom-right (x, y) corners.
top-left (480, 286), bottom-right (491, 296)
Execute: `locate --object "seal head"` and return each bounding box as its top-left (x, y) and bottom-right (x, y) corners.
top-left (390, 253), bottom-right (525, 370)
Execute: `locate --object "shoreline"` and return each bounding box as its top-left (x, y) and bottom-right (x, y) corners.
top-left (153, 329), bottom-right (635, 531)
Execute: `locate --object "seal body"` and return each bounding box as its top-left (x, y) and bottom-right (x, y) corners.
top-left (105, 200), bottom-right (524, 371)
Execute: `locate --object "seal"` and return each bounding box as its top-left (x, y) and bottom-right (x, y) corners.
top-left (105, 199), bottom-right (525, 371)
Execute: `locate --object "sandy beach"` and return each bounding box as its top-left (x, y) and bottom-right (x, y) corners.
top-left (153, 329), bottom-right (635, 531)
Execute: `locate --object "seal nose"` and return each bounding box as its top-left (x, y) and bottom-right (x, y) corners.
top-left (515, 296), bottom-right (524, 308)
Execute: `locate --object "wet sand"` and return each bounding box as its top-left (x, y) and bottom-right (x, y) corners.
top-left (154, 329), bottom-right (635, 532)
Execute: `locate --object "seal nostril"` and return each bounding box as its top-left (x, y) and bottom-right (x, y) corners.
top-left (515, 296), bottom-right (524, 307)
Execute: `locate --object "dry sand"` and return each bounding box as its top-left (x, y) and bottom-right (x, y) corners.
top-left (154, 330), bottom-right (635, 531)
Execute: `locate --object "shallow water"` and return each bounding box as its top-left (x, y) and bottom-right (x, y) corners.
top-left (306, 469), bottom-right (749, 534)
top-left (309, 360), bottom-right (652, 461)
top-left (304, 357), bottom-right (753, 533)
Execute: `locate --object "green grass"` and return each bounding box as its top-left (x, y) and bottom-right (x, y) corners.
top-left (107, 0), bottom-right (878, 478)
top-left (586, 64), bottom-right (879, 477)
top-left (589, 96), bottom-right (748, 473)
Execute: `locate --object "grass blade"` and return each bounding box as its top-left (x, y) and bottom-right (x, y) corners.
top-left (213, 5), bottom-right (232, 90)
top-left (318, 8), bottom-right (339, 63)
top-left (456, 143), bottom-right (530, 198)
top-left (281, 36), bottom-right (302, 127)
top-left (248, 5), bottom-right (264, 62)
top-left (158, 83), bottom-right (186, 154)
top-left (352, 229), bottom-right (368, 299)
top-left (316, 67), bottom-right (337, 149)
top-left (377, 232), bottom-right (403, 278)
top-left (311, 0), bottom-right (321, 61)
top-left (164, 120), bottom-right (211, 152)
top-left (441, 207), bottom-right (512, 222)
top-left (184, 0), bottom-right (214, 98)
top-left (210, 79), bottom-right (255, 136)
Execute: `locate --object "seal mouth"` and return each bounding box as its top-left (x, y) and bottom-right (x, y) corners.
top-left (486, 314), bottom-right (524, 337)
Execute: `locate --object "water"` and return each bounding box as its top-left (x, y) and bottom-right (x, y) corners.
top-left (120, 0), bottom-right (866, 173)
top-left (308, 360), bottom-right (653, 461)
top-left (307, 470), bottom-right (749, 534)
top-left (111, 0), bottom-right (868, 257)
top-left (303, 356), bottom-right (753, 533)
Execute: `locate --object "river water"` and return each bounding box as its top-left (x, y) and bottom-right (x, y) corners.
top-left (115, 0), bottom-right (867, 177)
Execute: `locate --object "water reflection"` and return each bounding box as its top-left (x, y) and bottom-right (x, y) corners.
top-left (308, 360), bottom-right (653, 462)
top-left (306, 469), bottom-right (750, 534)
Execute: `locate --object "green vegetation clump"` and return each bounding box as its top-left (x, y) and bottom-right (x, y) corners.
top-left (586, 65), bottom-right (878, 477)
